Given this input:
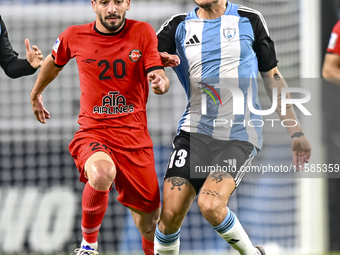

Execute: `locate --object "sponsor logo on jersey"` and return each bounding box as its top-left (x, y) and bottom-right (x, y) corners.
top-left (82, 59), bottom-right (97, 64)
top-left (53, 37), bottom-right (60, 53)
top-left (129, 49), bottom-right (142, 62)
top-left (93, 91), bottom-right (134, 115)
top-left (223, 27), bottom-right (236, 41)
top-left (328, 33), bottom-right (338, 50)
top-left (185, 34), bottom-right (201, 45)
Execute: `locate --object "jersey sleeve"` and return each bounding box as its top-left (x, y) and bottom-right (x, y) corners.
top-left (238, 8), bottom-right (278, 72)
top-left (141, 23), bottom-right (163, 73)
top-left (327, 20), bottom-right (340, 55)
top-left (0, 16), bottom-right (37, 78)
top-left (157, 14), bottom-right (186, 54)
top-left (51, 26), bottom-right (74, 67)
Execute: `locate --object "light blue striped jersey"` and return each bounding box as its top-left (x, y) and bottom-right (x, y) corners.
top-left (157, 2), bottom-right (277, 149)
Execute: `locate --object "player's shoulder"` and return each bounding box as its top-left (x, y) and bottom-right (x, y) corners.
top-left (332, 20), bottom-right (340, 34)
top-left (62, 22), bottom-right (93, 35)
top-left (236, 4), bottom-right (269, 34)
top-left (164, 13), bottom-right (187, 25)
top-left (157, 13), bottom-right (187, 34)
top-left (126, 19), bottom-right (153, 30)
top-left (237, 4), bottom-right (265, 21)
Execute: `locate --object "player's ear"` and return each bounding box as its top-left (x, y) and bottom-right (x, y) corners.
top-left (91, 0), bottom-right (97, 13)
top-left (126, 0), bottom-right (131, 11)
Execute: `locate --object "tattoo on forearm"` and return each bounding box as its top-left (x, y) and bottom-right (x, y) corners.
top-left (274, 73), bottom-right (281, 81)
top-left (277, 93), bottom-right (292, 111)
top-left (200, 189), bottom-right (221, 196)
top-left (291, 132), bottom-right (304, 138)
top-left (278, 93), bottom-right (282, 110)
top-left (167, 177), bottom-right (188, 191)
top-left (210, 172), bottom-right (229, 184)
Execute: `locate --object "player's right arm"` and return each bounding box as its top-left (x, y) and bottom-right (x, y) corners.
top-left (30, 54), bottom-right (63, 124)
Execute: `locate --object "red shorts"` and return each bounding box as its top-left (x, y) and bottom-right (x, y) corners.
top-left (69, 129), bottom-right (161, 213)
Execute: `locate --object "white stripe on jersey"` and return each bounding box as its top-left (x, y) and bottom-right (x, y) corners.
top-left (219, 15), bottom-right (241, 77)
top-left (184, 19), bottom-right (204, 79)
top-left (245, 80), bottom-right (260, 146)
top-left (179, 19), bottom-right (205, 133)
top-left (211, 15), bottom-right (241, 140)
top-left (238, 5), bottom-right (269, 36)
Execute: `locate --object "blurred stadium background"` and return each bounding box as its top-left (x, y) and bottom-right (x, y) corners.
top-left (0, 0), bottom-right (338, 254)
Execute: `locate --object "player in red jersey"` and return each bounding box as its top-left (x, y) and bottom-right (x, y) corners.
top-left (323, 20), bottom-right (340, 85)
top-left (30, 1), bottom-right (170, 255)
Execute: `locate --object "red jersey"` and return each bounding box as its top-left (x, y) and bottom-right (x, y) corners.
top-left (327, 20), bottom-right (340, 55)
top-left (52, 20), bottom-right (163, 149)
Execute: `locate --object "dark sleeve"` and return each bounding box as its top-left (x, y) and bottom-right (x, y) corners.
top-left (238, 9), bottom-right (278, 72)
top-left (0, 16), bottom-right (37, 79)
top-left (157, 14), bottom-right (186, 54)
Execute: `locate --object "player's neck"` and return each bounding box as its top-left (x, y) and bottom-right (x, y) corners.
top-left (196, 1), bottom-right (227, 20)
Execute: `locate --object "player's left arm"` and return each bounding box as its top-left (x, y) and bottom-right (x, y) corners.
top-left (322, 53), bottom-right (340, 85)
top-left (261, 67), bottom-right (311, 169)
top-left (0, 17), bottom-right (41, 78)
top-left (148, 68), bottom-right (169, 95)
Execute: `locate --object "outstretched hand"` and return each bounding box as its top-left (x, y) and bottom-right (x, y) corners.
top-left (148, 72), bottom-right (168, 94)
top-left (31, 94), bottom-right (50, 124)
top-left (25, 39), bottom-right (43, 69)
top-left (160, 52), bottom-right (180, 67)
top-left (292, 135), bottom-right (311, 171)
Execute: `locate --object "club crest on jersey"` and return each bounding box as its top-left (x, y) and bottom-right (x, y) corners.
top-left (129, 49), bottom-right (142, 62)
top-left (93, 91), bottom-right (134, 115)
top-left (223, 28), bottom-right (236, 41)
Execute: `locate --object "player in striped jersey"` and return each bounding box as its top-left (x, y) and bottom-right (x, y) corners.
top-left (155, 1), bottom-right (311, 255)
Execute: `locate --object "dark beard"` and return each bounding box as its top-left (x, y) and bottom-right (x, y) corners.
top-left (193, 0), bottom-right (219, 9)
top-left (98, 13), bottom-right (126, 32)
